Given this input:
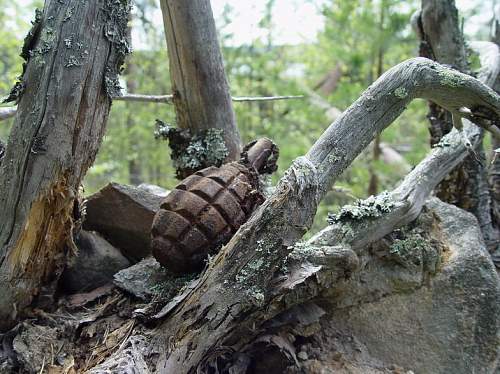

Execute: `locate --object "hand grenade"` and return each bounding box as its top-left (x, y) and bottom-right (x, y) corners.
top-left (151, 138), bottom-right (279, 275)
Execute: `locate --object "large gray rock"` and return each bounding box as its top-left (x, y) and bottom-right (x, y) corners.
top-left (83, 182), bottom-right (167, 261)
top-left (61, 230), bottom-right (130, 293)
top-left (319, 198), bottom-right (500, 373)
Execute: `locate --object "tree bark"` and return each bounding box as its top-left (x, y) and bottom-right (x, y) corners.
top-left (415, 0), bottom-right (498, 251)
top-left (0, 0), bottom-right (130, 330)
top-left (149, 58), bottom-right (500, 372)
top-left (159, 0), bottom-right (241, 164)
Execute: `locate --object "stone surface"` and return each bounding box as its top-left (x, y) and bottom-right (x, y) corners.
top-left (113, 257), bottom-right (166, 301)
top-left (138, 183), bottom-right (169, 197)
top-left (61, 230), bottom-right (130, 293)
top-left (320, 198), bottom-right (500, 373)
top-left (113, 256), bottom-right (193, 302)
top-left (83, 182), bottom-right (165, 260)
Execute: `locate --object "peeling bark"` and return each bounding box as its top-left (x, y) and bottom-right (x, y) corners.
top-left (0, 0), bottom-right (130, 330)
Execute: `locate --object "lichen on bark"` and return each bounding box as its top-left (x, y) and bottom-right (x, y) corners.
top-left (155, 119), bottom-right (229, 179)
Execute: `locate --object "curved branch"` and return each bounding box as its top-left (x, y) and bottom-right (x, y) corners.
top-left (152, 58), bottom-right (500, 373)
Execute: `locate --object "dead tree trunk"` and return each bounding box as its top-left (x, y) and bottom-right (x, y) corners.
top-left (415, 0), bottom-right (498, 251)
top-left (0, 0), bottom-right (130, 331)
top-left (159, 0), bottom-right (241, 176)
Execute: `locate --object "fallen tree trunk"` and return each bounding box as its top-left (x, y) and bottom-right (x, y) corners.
top-left (146, 58), bottom-right (500, 372)
top-left (0, 0), bottom-right (130, 330)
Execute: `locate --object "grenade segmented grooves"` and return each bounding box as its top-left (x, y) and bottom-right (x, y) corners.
top-left (152, 162), bottom-right (263, 274)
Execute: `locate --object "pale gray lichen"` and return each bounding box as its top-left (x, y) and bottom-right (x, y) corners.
top-left (246, 286), bottom-right (265, 306)
top-left (432, 137), bottom-right (452, 148)
top-left (65, 55), bottom-right (82, 67)
top-left (63, 7), bottom-right (74, 22)
top-left (64, 37), bottom-right (72, 48)
top-left (328, 192), bottom-right (395, 224)
top-left (155, 120), bottom-right (229, 179)
top-left (394, 87), bottom-right (408, 99)
top-left (438, 70), bottom-right (463, 88)
top-left (388, 232), bottom-right (437, 271)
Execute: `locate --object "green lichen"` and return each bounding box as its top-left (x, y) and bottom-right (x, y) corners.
top-left (387, 231), bottom-right (437, 272)
top-left (155, 120), bottom-right (229, 179)
top-left (328, 192), bottom-right (395, 224)
top-left (433, 137), bottom-right (452, 148)
top-left (438, 70), bottom-right (463, 88)
top-left (394, 87), bottom-right (408, 99)
top-left (150, 272), bottom-right (196, 299)
top-left (246, 286), bottom-right (265, 306)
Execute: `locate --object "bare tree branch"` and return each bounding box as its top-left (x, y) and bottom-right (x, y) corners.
top-left (0, 95), bottom-right (304, 123)
top-left (0, 107), bottom-right (16, 121)
top-left (149, 58), bottom-right (500, 372)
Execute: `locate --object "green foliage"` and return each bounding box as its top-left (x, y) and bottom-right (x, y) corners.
top-left (1, 0), bottom-right (489, 235)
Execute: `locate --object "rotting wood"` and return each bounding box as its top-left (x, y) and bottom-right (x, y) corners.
top-left (0, 0), bottom-right (131, 331)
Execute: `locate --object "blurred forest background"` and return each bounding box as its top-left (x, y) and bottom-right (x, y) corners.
top-left (0, 0), bottom-right (496, 232)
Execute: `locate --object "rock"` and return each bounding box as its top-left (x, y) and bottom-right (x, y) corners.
top-left (113, 257), bottom-right (165, 301)
top-left (114, 257), bottom-right (192, 302)
top-left (138, 183), bottom-right (169, 197)
top-left (83, 182), bottom-right (166, 260)
top-left (61, 231), bottom-right (130, 293)
top-left (321, 198), bottom-right (500, 373)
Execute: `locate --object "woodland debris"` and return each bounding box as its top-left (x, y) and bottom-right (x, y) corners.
top-left (66, 284), bottom-right (115, 309)
top-left (83, 182), bottom-right (165, 261)
top-left (12, 324), bottom-right (65, 374)
top-left (61, 231), bottom-right (130, 293)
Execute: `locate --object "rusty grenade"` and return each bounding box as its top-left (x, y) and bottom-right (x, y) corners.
top-left (151, 138), bottom-right (279, 275)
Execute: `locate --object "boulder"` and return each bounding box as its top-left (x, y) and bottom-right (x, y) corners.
top-left (314, 198), bottom-right (500, 373)
top-left (83, 182), bottom-right (167, 260)
top-left (61, 230), bottom-right (130, 293)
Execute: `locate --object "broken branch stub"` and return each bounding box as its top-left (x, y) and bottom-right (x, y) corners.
top-left (152, 58), bottom-right (500, 373)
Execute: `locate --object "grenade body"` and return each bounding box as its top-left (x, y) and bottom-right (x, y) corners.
top-left (151, 162), bottom-right (263, 274)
